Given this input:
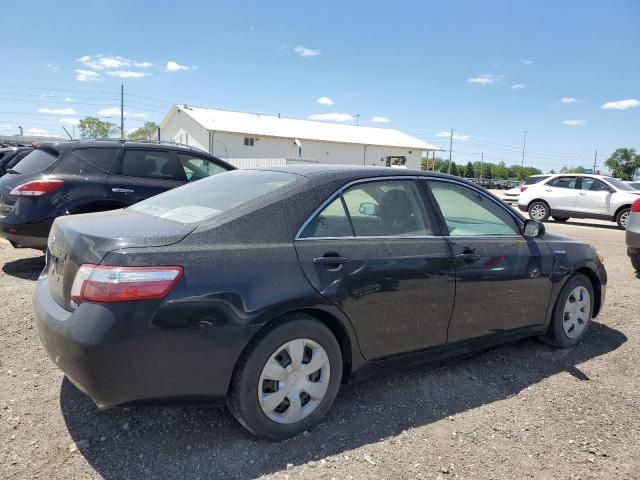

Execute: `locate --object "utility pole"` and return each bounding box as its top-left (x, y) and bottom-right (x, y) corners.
top-left (480, 152), bottom-right (484, 180)
top-left (120, 84), bottom-right (124, 141)
top-left (521, 130), bottom-right (527, 168)
top-left (448, 128), bottom-right (453, 174)
top-left (593, 149), bottom-right (598, 173)
top-left (355, 114), bottom-right (360, 126)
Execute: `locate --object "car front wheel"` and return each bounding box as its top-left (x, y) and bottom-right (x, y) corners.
top-left (616, 208), bottom-right (631, 230)
top-left (540, 273), bottom-right (594, 348)
top-left (227, 314), bottom-right (342, 440)
top-left (528, 201), bottom-right (550, 222)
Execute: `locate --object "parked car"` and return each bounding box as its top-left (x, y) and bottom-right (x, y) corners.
top-left (626, 197), bottom-right (640, 271)
top-left (502, 175), bottom-right (549, 205)
top-left (0, 140), bottom-right (233, 250)
top-left (518, 173), bottom-right (640, 228)
top-left (33, 166), bottom-right (607, 440)
top-left (0, 146), bottom-right (33, 177)
top-left (625, 181), bottom-right (640, 190)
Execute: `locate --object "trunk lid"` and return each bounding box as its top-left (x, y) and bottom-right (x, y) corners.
top-left (46, 209), bottom-right (195, 310)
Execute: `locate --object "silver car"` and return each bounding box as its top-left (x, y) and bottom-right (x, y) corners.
top-left (626, 197), bottom-right (640, 271)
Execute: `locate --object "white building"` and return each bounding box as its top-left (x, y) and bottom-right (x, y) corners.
top-left (159, 105), bottom-right (441, 169)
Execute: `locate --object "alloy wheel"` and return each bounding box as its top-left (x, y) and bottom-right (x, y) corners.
top-left (258, 338), bottom-right (330, 424)
top-left (529, 203), bottom-right (547, 220)
top-left (562, 286), bottom-right (590, 339)
top-left (619, 211), bottom-right (630, 228)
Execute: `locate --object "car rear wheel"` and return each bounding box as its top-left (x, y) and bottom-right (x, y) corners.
top-left (528, 201), bottom-right (550, 222)
top-left (227, 314), bottom-right (342, 440)
top-left (616, 208), bottom-right (631, 229)
top-left (540, 273), bottom-right (594, 348)
top-left (552, 216), bottom-right (569, 222)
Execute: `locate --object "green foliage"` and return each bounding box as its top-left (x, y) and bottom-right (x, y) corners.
top-left (464, 161), bottom-right (475, 178)
top-left (78, 117), bottom-right (118, 139)
top-left (560, 166), bottom-right (586, 173)
top-left (128, 122), bottom-right (159, 141)
top-left (421, 156), bottom-right (542, 179)
top-left (605, 148), bottom-right (640, 180)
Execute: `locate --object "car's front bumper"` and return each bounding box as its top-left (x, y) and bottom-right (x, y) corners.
top-left (32, 275), bottom-right (261, 407)
top-left (0, 218), bottom-right (52, 249)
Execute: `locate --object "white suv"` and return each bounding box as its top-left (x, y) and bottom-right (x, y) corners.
top-left (517, 174), bottom-right (640, 229)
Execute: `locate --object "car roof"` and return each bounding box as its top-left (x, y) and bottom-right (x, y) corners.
top-left (248, 164), bottom-right (453, 180)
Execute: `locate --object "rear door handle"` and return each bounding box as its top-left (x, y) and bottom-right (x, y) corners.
top-left (578, 192), bottom-right (587, 196)
top-left (313, 256), bottom-right (350, 265)
top-left (112, 188), bottom-right (134, 193)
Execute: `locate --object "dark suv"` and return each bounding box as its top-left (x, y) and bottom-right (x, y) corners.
top-left (0, 146), bottom-right (33, 177)
top-left (0, 140), bottom-right (233, 250)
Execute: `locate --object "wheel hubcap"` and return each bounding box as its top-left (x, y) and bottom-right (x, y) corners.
top-left (258, 338), bottom-right (330, 424)
top-left (530, 204), bottom-right (546, 220)
top-left (620, 211), bottom-right (630, 228)
top-left (562, 286), bottom-right (591, 339)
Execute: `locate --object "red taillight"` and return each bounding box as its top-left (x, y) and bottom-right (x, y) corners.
top-left (10, 179), bottom-right (64, 197)
top-left (632, 198), bottom-right (640, 213)
top-left (70, 265), bottom-right (183, 303)
top-left (520, 186), bottom-right (528, 192)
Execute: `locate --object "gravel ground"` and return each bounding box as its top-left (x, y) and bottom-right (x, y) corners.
top-left (1, 218), bottom-right (639, 479)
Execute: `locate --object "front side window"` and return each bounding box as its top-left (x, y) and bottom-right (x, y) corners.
top-left (580, 177), bottom-right (610, 192)
top-left (427, 181), bottom-right (520, 236)
top-left (178, 154), bottom-right (229, 182)
top-left (547, 176), bottom-right (577, 189)
top-left (120, 150), bottom-right (187, 182)
top-left (299, 179), bottom-right (432, 238)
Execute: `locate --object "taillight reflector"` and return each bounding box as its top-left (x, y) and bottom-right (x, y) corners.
top-left (632, 198), bottom-right (640, 213)
top-left (520, 186), bottom-right (528, 192)
top-left (70, 265), bottom-right (183, 303)
top-left (10, 179), bottom-right (64, 197)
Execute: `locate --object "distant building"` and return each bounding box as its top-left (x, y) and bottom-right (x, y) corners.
top-left (159, 105), bottom-right (441, 169)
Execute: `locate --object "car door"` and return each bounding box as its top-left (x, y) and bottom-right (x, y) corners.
top-left (577, 177), bottom-right (613, 215)
top-left (424, 178), bottom-right (553, 342)
top-left (542, 176), bottom-right (579, 212)
top-left (107, 148), bottom-right (187, 206)
top-left (294, 177), bottom-right (455, 360)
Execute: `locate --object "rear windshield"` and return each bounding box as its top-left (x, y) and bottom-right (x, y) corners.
top-left (131, 169), bottom-right (300, 224)
top-left (12, 149), bottom-right (58, 174)
top-left (524, 175), bottom-right (549, 185)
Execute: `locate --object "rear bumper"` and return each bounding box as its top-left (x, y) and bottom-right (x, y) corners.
top-left (0, 218), bottom-right (52, 249)
top-left (32, 275), bottom-right (261, 407)
top-left (625, 216), bottom-right (640, 252)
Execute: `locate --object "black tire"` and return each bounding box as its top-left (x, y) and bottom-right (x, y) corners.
top-left (528, 201), bottom-right (550, 222)
top-left (227, 314), bottom-right (342, 440)
top-left (552, 216), bottom-right (570, 222)
top-left (630, 252), bottom-right (640, 272)
top-left (616, 207), bottom-right (631, 230)
top-left (540, 273), bottom-right (594, 348)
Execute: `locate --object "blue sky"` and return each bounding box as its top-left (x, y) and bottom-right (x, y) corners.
top-left (1, 0), bottom-right (638, 172)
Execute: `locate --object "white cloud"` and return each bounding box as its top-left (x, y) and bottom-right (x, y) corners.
top-left (308, 113), bottom-right (353, 122)
top-left (0, 123), bottom-right (13, 130)
top-left (77, 55), bottom-right (153, 71)
top-left (468, 74), bottom-right (499, 86)
top-left (60, 118), bottom-right (80, 126)
top-left (561, 97), bottom-right (577, 104)
top-left (75, 69), bottom-right (100, 82)
top-left (38, 107), bottom-right (77, 115)
top-left (511, 84), bottom-right (526, 90)
top-left (562, 119), bottom-right (586, 126)
top-left (26, 128), bottom-right (58, 137)
top-left (316, 96), bottom-right (334, 106)
top-left (294, 45), bottom-right (321, 58)
top-left (106, 70), bottom-right (149, 78)
top-left (519, 59), bottom-right (534, 64)
top-left (166, 61), bottom-right (190, 72)
top-left (97, 107), bottom-right (127, 117)
top-left (134, 61), bottom-right (153, 68)
top-left (371, 116), bottom-right (391, 123)
top-left (436, 131), bottom-right (470, 141)
top-left (131, 113), bottom-right (147, 118)
top-left (44, 63), bottom-right (60, 71)
top-left (601, 98), bottom-right (640, 110)
top-left (65, 97), bottom-right (75, 102)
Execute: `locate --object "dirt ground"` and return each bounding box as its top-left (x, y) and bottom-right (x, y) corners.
top-left (0, 218), bottom-right (638, 479)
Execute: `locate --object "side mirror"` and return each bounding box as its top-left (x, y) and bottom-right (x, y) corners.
top-left (523, 219), bottom-right (545, 238)
top-left (359, 202), bottom-right (378, 216)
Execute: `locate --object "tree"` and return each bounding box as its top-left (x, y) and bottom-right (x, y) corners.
top-left (450, 161), bottom-right (459, 176)
top-left (464, 161), bottom-right (475, 178)
top-left (128, 122), bottom-right (159, 141)
top-left (560, 166), bottom-right (585, 173)
top-left (548, 169), bottom-right (557, 174)
top-left (605, 148), bottom-right (640, 180)
top-left (78, 117), bottom-right (118, 139)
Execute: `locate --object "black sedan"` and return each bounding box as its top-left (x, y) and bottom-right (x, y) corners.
top-left (33, 165), bottom-right (607, 439)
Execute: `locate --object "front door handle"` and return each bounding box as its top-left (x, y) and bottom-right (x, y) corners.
top-left (578, 192), bottom-right (587, 196)
top-left (112, 188), bottom-right (134, 193)
top-left (455, 250), bottom-right (481, 261)
top-left (313, 255), bottom-right (350, 265)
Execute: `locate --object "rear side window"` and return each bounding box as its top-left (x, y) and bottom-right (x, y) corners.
top-left (131, 170), bottom-right (299, 224)
top-left (12, 149), bottom-right (58, 174)
top-left (523, 175), bottom-right (549, 185)
top-left (72, 148), bottom-right (119, 173)
top-left (119, 150), bottom-right (187, 182)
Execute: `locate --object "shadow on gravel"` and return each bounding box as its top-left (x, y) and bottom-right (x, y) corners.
top-left (2, 255), bottom-right (45, 280)
top-left (60, 322), bottom-right (626, 480)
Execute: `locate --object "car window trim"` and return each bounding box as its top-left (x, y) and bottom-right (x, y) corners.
top-left (421, 177), bottom-right (525, 238)
top-left (295, 176), bottom-right (441, 240)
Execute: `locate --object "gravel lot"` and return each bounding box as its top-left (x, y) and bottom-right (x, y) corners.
top-left (1, 219), bottom-right (638, 479)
